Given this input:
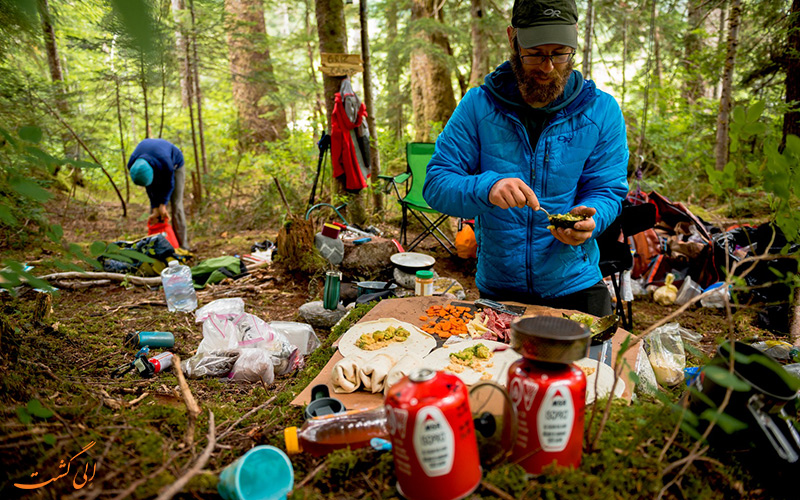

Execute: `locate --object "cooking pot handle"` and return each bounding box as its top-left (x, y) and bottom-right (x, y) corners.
top-left (747, 394), bottom-right (799, 463)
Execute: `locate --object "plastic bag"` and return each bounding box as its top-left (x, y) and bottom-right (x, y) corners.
top-left (646, 323), bottom-right (686, 386)
top-left (751, 340), bottom-right (799, 363)
top-left (700, 282), bottom-right (729, 308)
top-left (653, 274), bottom-right (678, 306)
top-left (228, 349), bottom-right (275, 384)
top-left (635, 343), bottom-right (659, 396)
top-left (195, 297), bottom-right (245, 322)
top-left (197, 313), bottom-right (241, 353)
top-left (182, 350), bottom-right (240, 378)
top-left (270, 321), bottom-right (321, 355)
top-left (674, 276), bottom-right (702, 306)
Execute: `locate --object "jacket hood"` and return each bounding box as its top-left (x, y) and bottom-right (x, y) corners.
top-left (483, 61), bottom-right (591, 116)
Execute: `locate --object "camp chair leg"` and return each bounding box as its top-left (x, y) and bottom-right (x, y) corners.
top-left (406, 212), bottom-right (455, 256)
top-left (401, 205), bottom-right (409, 246)
top-left (609, 272), bottom-right (631, 330)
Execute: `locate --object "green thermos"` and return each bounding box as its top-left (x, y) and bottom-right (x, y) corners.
top-left (125, 331), bottom-right (175, 348)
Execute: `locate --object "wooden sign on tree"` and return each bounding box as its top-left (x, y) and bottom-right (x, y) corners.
top-left (320, 53), bottom-right (363, 76)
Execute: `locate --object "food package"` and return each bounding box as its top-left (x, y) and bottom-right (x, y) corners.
top-left (646, 323), bottom-right (686, 386)
top-left (359, 353), bottom-right (395, 393)
top-left (271, 321), bottom-right (321, 355)
top-left (182, 350), bottom-right (240, 378)
top-left (195, 297), bottom-right (245, 322)
top-left (384, 353), bottom-right (425, 395)
top-left (228, 349), bottom-right (275, 384)
top-left (653, 274), bottom-right (678, 306)
top-left (634, 343), bottom-right (659, 396)
top-left (332, 355), bottom-right (367, 393)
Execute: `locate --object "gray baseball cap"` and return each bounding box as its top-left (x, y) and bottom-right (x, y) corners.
top-left (512, 0), bottom-right (579, 49)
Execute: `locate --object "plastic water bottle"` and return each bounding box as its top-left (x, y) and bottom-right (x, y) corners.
top-left (160, 260), bottom-right (197, 312)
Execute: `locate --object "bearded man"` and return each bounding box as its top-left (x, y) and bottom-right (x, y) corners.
top-left (422, 0), bottom-right (629, 315)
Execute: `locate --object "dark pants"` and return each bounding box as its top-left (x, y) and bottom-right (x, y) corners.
top-left (480, 281), bottom-right (613, 317)
top-left (170, 166), bottom-right (188, 249)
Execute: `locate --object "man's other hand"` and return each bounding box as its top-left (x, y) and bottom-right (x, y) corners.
top-left (550, 206), bottom-right (597, 246)
top-left (489, 178), bottom-right (539, 210)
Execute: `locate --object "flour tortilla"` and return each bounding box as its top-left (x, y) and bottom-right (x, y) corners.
top-left (422, 340), bottom-right (521, 386)
top-left (574, 357), bottom-right (626, 404)
top-left (331, 354), bottom-right (367, 394)
top-left (359, 353), bottom-right (395, 393)
top-left (337, 318), bottom-right (436, 359)
top-left (384, 353), bottom-right (425, 395)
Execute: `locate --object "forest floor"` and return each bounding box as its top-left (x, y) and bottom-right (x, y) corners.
top-left (0, 194), bottom-right (797, 499)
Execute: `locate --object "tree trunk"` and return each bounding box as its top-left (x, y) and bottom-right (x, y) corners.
top-left (139, 52), bottom-right (150, 137)
top-left (385, 2), bottom-right (403, 140)
top-left (621, 13), bottom-right (627, 112)
top-left (174, 0), bottom-right (202, 204)
top-left (314, 0), bottom-right (349, 202)
top-left (159, 50), bottom-right (167, 138)
top-left (715, 0), bottom-right (741, 171)
top-left (715, 4), bottom-right (727, 100)
top-left (224, 0), bottom-right (287, 151)
top-left (189, 0), bottom-right (208, 176)
top-left (38, 0), bottom-right (82, 184)
top-left (582, 0), bottom-right (593, 80)
top-left (315, 0), bottom-right (347, 129)
top-left (114, 74), bottom-right (129, 202)
top-left (652, 1), bottom-right (663, 109)
top-left (783, 0), bottom-right (800, 150)
top-left (305, 0), bottom-right (326, 132)
top-left (410, 0), bottom-right (457, 142)
top-left (467, 0), bottom-right (490, 89)
top-left (172, 0), bottom-right (191, 108)
top-left (683, 0), bottom-right (706, 104)
top-left (359, 0), bottom-right (382, 216)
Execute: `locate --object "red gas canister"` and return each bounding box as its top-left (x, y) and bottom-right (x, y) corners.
top-left (507, 358), bottom-right (586, 473)
top-left (385, 368), bottom-right (481, 500)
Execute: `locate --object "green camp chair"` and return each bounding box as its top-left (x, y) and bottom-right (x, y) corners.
top-left (378, 142), bottom-right (455, 255)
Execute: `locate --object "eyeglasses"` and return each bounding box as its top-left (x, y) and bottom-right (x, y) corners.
top-left (520, 52), bottom-right (575, 66)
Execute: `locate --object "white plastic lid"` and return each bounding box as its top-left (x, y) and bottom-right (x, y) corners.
top-left (168, 260), bottom-right (178, 267)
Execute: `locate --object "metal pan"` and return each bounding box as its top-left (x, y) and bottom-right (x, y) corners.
top-left (390, 252), bottom-right (436, 274)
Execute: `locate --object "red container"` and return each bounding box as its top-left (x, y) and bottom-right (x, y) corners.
top-left (385, 369), bottom-right (481, 500)
top-left (147, 220), bottom-right (180, 249)
top-left (507, 358), bottom-right (586, 474)
top-left (321, 223), bottom-right (341, 239)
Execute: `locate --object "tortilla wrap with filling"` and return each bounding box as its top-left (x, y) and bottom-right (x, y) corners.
top-left (422, 339), bottom-right (521, 386)
top-left (359, 353), bottom-right (395, 393)
top-left (331, 354), bottom-right (367, 394)
top-left (574, 357), bottom-right (625, 404)
top-left (337, 318), bottom-right (435, 359)
top-left (383, 353), bottom-right (425, 395)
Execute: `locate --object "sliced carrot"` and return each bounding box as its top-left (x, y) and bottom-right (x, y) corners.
top-left (419, 316), bottom-right (428, 321)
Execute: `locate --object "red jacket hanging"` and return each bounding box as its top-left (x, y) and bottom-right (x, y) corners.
top-left (331, 91), bottom-right (369, 191)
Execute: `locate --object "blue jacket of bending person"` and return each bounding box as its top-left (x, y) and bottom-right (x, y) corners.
top-left (127, 138), bottom-right (184, 209)
top-left (422, 63), bottom-right (629, 299)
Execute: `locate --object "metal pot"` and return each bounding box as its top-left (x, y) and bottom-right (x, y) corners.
top-left (356, 281), bottom-right (398, 297)
top-left (509, 316), bottom-right (590, 364)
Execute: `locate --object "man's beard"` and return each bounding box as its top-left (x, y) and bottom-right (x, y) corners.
top-left (509, 50), bottom-right (573, 106)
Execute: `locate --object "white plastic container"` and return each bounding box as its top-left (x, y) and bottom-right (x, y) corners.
top-left (161, 260), bottom-right (198, 312)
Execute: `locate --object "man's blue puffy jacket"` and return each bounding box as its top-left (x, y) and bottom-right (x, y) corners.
top-left (423, 64), bottom-right (629, 298)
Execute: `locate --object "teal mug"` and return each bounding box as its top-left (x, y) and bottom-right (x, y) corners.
top-left (217, 445), bottom-right (294, 500)
top-left (323, 271), bottom-right (341, 310)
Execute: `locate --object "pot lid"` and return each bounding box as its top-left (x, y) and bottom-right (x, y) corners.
top-left (390, 252), bottom-right (435, 270)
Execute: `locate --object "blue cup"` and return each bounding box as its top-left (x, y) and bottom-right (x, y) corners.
top-left (218, 445), bottom-right (294, 500)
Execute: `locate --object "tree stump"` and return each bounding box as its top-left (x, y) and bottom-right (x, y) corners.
top-left (32, 291), bottom-right (52, 324)
top-left (340, 236), bottom-right (398, 281)
top-left (275, 215), bottom-right (323, 272)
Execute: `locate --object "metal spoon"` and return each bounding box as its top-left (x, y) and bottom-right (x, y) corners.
top-left (537, 205), bottom-right (551, 218)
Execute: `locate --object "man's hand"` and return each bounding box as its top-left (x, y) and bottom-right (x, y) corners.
top-left (489, 178), bottom-right (540, 210)
top-left (148, 205), bottom-right (169, 225)
top-left (550, 206), bottom-right (597, 246)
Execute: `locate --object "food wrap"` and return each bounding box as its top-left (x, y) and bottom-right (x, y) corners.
top-left (331, 354), bottom-right (367, 394)
top-left (422, 340), bottom-right (521, 386)
top-left (383, 353), bottom-right (425, 395)
top-left (359, 353), bottom-right (395, 393)
top-left (337, 318), bottom-right (435, 358)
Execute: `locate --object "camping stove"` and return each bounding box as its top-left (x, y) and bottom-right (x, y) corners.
top-left (506, 316), bottom-right (589, 473)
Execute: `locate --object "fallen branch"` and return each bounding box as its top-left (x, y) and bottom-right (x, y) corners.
top-left (173, 354), bottom-right (201, 447)
top-left (295, 459), bottom-right (327, 491)
top-left (154, 411), bottom-right (215, 500)
top-left (216, 395), bottom-right (277, 442)
top-left (53, 280), bottom-right (111, 289)
top-left (38, 272), bottom-right (161, 286)
top-left (480, 480), bottom-right (516, 500)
